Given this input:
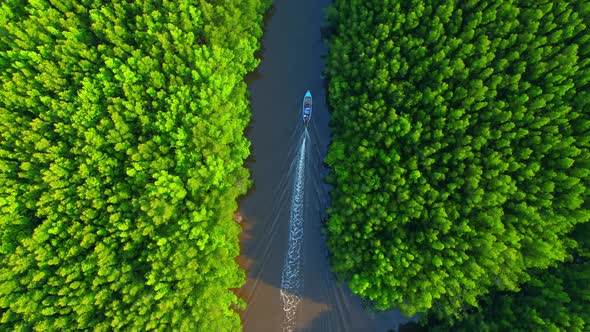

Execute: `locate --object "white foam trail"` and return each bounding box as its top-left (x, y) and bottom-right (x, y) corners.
top-left (280, 131), bottom-right (308, 331)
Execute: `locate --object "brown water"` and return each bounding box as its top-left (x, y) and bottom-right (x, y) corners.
top-left (237, 0), bottom-right (415, 331)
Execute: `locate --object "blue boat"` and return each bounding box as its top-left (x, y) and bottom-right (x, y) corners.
top-left (302, 90), bottom-right (312, 127)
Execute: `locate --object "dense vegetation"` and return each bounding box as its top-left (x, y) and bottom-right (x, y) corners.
top-left (0, 0), bottom-right (267, 330)
top-left (429, 223), bottom-right (589, 331)
top-left (324, 0), bottom-right (590, 320)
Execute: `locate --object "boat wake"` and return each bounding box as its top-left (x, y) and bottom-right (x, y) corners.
top-left (280, 129), bottom-right (308, 331)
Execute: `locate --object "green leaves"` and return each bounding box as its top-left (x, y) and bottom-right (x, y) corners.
top-left (432, 224), bottom-right (590, 331)
top-left (325, 0), bottom-right (590, 320)
top-left (0, 0), bottom-right (268, 330)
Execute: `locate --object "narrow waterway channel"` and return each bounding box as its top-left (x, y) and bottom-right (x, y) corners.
top-left (238, 0), bottom-right (414, 330)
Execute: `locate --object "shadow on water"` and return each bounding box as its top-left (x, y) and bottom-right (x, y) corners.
top-left (237, 0), bottom-right (417, 330)
top-left (301, 309), bottom-right (424, 332)
top-left (397, 321), bottom-right (428, 332)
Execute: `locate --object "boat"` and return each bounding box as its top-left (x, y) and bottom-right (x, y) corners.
top-left (302, 90), bottom-right (312, 127)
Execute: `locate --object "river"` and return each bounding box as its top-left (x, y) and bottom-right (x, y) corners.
top-left (237, 0), bottom-right (415, 331)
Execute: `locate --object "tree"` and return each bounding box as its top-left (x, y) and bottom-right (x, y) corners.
top-left (0, 0), bottom-right (268, 330)
top-left (429, 223), bottom-right (590, 332)
top-left (324, 0), bottom-right (590, 319)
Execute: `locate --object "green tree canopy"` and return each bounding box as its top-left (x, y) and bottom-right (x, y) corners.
top-left (429, 222), bottom-right (590, 331)
top-left (324, 0), bottom-right (590, 318)
top-left (0, 0), bottom-right (268, 330)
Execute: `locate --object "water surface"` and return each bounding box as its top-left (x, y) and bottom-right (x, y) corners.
top-left (238, 0), bottom-right (414, 330)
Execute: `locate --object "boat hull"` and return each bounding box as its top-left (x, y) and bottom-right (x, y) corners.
top-left (302, 90), bottom-right (312, 126)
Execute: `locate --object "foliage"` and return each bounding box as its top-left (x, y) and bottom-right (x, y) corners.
top-left (0, 0), bottom-right (267, 330)
top-left (429, 223), bottom-right (590, 332)
top-left (324, 0), bottom-right (590, 318)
